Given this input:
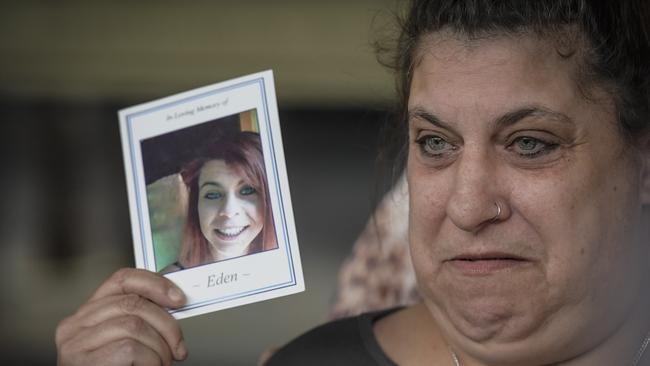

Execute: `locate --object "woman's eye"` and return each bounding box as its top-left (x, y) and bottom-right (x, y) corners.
top-left (509, 136), bottom-right (558, 158)
top-left (415, 135), bottom-right (455, 156)
top-left (240, 185), bottom-right (256, 196)
top-left (204, 192), bottom-right (223, 200)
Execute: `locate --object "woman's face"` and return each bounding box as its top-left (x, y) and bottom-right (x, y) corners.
top-left (407, 33), bottom-right (649, 364)
top-left (197, 159), bottom-right (264, 257)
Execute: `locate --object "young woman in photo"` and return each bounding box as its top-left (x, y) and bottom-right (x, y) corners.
top-left (162, 131), bottom-right (277, 273)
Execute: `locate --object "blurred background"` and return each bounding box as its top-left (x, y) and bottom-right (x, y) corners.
top-left (0, 1), bottom-right (404, 364)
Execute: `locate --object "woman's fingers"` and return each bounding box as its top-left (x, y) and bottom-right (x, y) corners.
top-left (61, 314), bottom-right (175, 366)
top-left (60, 337), bottom-right (164, 366)
top-left (90, 268), bottom-right (185, 309)
top-left (56, 268), bottom-right (189, 365)
top-left (59, 293), bottom-right (186, 360)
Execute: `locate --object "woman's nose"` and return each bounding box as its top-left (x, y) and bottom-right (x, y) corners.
top-left (445, 150), bottom-right (509, 233)
top-left (218, 195), bottom-right (241, 218)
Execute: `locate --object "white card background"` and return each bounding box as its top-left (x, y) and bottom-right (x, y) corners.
top-left (118, 70), bottom-right (304, 319)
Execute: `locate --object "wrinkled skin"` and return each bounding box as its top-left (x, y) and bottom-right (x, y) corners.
top-left (407, 32), bottom-right (650, 365)
top-left (55, 269), bottom-right (187, 366)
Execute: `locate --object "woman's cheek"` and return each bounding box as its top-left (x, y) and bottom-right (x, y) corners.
top-left (238, 196), bottom-right (262, 220)
top-left (198, 199), bottom-right (218, 225)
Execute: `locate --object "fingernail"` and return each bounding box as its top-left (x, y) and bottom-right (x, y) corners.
top-left (168, 287), bottom-right (184, 303)
top-left (176, 340), bottom-right (188, 359)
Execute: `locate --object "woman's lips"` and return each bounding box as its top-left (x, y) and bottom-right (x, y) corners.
top-left (214, 226), bottom-right (248, 241)
top-left (446, 252), bottom-right (531, 275)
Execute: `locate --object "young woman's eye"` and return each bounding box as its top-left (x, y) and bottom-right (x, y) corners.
top-left (240, 185), bottom-right (257, 196)
top-left (415, 135), bottom-right (455, 157)
top-left (204, 191), bottom-right (223, 200)
top-left (509, 136), bottom-right (558, 158)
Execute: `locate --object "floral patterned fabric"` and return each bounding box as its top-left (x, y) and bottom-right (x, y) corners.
top-left (329, 175), bottom-right (420, 319)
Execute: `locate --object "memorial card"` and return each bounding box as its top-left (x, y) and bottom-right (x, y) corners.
top-left (118, 70), bottom-right (304, 319)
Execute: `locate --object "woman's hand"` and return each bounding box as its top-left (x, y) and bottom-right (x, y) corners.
top-left (55, 268), bottom-right (188, 366)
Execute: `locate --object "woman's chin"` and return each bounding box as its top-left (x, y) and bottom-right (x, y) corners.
top-left (212, 239), bottom-right (251, 253)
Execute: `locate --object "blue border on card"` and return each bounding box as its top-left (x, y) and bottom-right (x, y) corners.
top-left (125, 76), bottom-right (298, 313)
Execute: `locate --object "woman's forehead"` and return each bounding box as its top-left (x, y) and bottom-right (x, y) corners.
top-left (198, 159), bottom-right (245, 186)
top-left (407, 33), bottom-right (611, 130)
top-left (413, 33), bottom-right (574, 90)
top-left (414, 28), bottom-right (582, 67)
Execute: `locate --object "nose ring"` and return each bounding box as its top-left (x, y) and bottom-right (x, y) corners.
top-left (490, 202), bottom-right (502, 222)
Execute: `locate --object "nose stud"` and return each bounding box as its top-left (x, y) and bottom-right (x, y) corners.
top-left (490, 202), bottom-right (502, 222)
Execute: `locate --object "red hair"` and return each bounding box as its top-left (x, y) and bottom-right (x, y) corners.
top-left (178, 131), bottom-right (277, 268)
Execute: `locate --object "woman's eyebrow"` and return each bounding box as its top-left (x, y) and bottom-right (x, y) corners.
top-left (408, 107), bottom-right (455, 131)
top-left (199, 182), bottom-right (222, 189)
top-left (409, 105), bottom-right (573, 130)
top-left (494, 105), bottom-right (574, 129)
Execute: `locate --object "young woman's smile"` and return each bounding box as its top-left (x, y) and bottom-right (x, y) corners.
top-left (197, 159), bottom-right (264, 258)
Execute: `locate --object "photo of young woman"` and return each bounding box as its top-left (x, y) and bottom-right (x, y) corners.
top-left (160, 131), bottom-right (278, 273)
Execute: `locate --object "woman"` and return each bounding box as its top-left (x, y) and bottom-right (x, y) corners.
top-left (162, 131), bottom-right (277, 273)
top-left (56, 1), bottom-right (650, 365)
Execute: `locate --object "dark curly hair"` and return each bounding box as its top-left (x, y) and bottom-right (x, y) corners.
top-left (379, 0), bottom-right (650, 164)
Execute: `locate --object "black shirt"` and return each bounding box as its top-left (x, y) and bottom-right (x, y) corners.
top-left (265, 308), bottom-right (401, 366)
